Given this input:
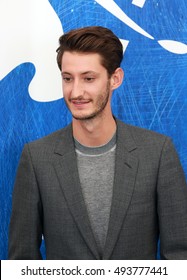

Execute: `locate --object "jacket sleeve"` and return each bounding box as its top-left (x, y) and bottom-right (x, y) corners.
top-left (157, 137), bottom-right (187, 259)
top-left (8, 144), bottom-right (43, 259)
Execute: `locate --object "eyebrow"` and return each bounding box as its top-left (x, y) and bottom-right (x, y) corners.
top-left (61, 71), bottom-right (99, 76)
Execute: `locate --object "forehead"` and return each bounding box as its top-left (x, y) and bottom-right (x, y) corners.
top-left (61, 51), bottom-right (106, 74)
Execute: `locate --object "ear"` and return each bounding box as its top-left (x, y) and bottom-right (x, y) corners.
top-left (110, 67), bottom-right (124, 90)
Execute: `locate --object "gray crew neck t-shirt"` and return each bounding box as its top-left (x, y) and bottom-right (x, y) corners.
top-left (74, 133), bottom-right (116, 255)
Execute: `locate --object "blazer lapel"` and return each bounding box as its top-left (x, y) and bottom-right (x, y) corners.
top-left (103, 120), bottom-right (139, 259)
top-left (53, 124), bottom-right (100, 259)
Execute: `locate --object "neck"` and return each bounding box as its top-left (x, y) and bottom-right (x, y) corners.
top-left (72, 114), bottom-right (116, 147)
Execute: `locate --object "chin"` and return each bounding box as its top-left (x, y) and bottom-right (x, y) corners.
top-left (73, 110), bottom-right (104, 121)
top-left (73, 115), bottom-right (94, 121)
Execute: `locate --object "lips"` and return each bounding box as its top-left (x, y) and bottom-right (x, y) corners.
top-left (70, 99), bottom-right (91, 109)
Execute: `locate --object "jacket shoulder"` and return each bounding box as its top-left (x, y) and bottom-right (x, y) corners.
top-left (117, 119), bottom-right (169, 148)
top-left (25, 123), bottom-right (72, 155)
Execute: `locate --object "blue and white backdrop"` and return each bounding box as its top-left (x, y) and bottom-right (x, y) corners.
top-left (0, 0), bottom-right (187, 259)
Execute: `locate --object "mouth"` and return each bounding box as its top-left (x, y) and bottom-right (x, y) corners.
top-left (71, 99), bottom-right (91, 108)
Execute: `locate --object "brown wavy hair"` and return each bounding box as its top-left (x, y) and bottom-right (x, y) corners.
top-left (56, 26), bottom-right (123, 77)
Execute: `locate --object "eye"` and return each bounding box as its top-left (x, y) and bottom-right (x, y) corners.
top-left (62, 76), bottom-right (73, 83)
top-left (84, 77), bottom-right (95, 82)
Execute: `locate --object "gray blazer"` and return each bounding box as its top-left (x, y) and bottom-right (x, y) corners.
top-left (8, 119), bottom-right (187, 259)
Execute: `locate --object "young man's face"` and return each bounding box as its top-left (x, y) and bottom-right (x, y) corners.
top-left (61, 51), bottom-right (112, 121)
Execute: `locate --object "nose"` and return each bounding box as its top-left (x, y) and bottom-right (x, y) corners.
top-left (71, 79), bottom-right (84, 99)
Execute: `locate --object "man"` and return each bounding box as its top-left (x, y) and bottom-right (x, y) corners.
top-left (9, 26), bottom-right (187, 260)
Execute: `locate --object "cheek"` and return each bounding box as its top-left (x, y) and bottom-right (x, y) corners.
top-left (88, 82), bottom-right (106, 94)
top-left (62, 84), bottom-right (71, 98)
